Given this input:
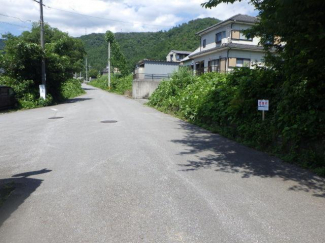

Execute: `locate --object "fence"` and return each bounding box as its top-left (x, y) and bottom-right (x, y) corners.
top-left (133, 73), bottom-right (171, 80)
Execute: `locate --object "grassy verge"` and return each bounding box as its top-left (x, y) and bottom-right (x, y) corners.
top-left (88, 74), bottom-right (132, 96)
top-left (0, 77), bottom-right (85, 110)
top-left (148, 68), bottom-right (325, 176)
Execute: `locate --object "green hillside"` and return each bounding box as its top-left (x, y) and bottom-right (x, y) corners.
top-left (79, 18), bottom-right (219, 72)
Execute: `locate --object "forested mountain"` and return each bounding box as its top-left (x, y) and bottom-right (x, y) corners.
top-left (79, 18), bottom-right (219, 72)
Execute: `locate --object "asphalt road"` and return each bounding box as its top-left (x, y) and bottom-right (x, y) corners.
top-left (0, 84), bottom-right (324, 243)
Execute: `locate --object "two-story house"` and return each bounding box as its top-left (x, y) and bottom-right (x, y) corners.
top-left (182, 14), bottom-right (265, 74)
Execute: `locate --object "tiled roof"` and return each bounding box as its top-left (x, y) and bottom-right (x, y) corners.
top-left (196, 14), bottom-right (258, 35)
top-left (188, 43), bottom-right (264, 58)
top-left (230, 14), bottom-right (258, 23)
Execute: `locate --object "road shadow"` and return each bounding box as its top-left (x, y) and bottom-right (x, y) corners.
top-left (173, 121), bottom-right (325, 198)
top-left (64, 97), bottom-right (92, 104)
top-left (0, 169), bottom-right (52, 227)
top-left (82, 88), bottom-right (95, 91)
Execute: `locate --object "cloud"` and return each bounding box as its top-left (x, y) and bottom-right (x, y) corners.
top-left (0, 0), bottom-right (256, 37)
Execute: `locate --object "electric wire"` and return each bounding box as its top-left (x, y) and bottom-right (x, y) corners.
top-left (31, 0), bottom-right (173, 28)
top-left (0, 21), bottom-right (30, 29)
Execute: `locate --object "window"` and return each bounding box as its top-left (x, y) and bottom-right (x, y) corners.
top-left (236, 58), bottom-right (251, 67)
top-left (215, 31), bottom-right (226, 43)
top-left (232, 30), bottom-right (252, 41)
top-left (239, 32), bottom-right (252, 41)
top-left (208, 59), bottom-right (219, 72)
top-left (196, 61), bottom-right (204, 75)
top-left (203, 39), bottom-right (206, 48)
top-left (228, 58), bottom-right (251, 67)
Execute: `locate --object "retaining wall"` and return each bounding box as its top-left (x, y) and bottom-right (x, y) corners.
top-left (132, 80), bottom-right (161, 99)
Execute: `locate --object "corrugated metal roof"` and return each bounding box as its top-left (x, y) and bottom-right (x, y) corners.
top-left (196, 14), bottom-right (258, 36)
top-left (137, 59), bottom-right (179, 65)
top-left (170, 50), bottom-right (192, 55)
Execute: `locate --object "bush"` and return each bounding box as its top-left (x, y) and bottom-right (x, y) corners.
top-left (0, 76), bottom-right (52, 109)
top-left (89, 74), bottom-right (132, 95)
top-left (148, 68), bottom-right (325, 176)
top-left (88, 74), bottom-right (110, 90)
top-left (60, 79), bottom-right (85, 100)
top-left (0, 24), bottom-right (85, 109)
top-left (0, 76), bottom-right (85, 109)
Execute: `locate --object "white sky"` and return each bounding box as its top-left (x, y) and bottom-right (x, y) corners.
top-left (0, 0), bottom-right (256, 37)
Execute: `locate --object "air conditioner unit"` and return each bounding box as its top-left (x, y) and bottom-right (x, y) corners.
top-left (221, 38), bottom-right (231, 45)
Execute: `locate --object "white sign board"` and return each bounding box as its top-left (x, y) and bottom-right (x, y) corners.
top-left (258, 99), bottom-right (269, 111)
top-left (39, 84), bottom-right (46, 99)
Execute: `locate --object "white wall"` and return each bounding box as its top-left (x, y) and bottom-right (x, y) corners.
top-left (193, 50), bottom-right (228, 72)
top-left (145, 63), bottom-right (179, 75)
top-left (200, 24), bottom-right (231, 51)
top-left (230, 23), bottom-right (260, 45)
top-left (200, 23), bottom-right (261, 49)
top-left (227, 50), bottom-right (265, 71)
top-left (228, 50), bottom-right (265, 62)
top-left (191, 49), bottom-right (265, 73)
top-left (166, 51), bottom-right (175, 62)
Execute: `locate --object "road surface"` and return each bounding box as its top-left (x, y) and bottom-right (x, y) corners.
top-left (0, 84), bottom-right (324, 243)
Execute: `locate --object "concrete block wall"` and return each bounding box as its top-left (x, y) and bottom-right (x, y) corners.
top-left (132, 80), bottom-right (161, 99)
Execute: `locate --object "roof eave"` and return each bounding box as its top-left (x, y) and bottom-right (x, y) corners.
top-left (189, 46), bottom-right (229, 58)
top-left (196, 21), bottom-right (256, 36)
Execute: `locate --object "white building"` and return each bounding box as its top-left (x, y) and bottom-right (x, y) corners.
top-left (132, 59), bottom-right (179, 99)
top-left (166, 50), bottom-right (192, 62)
top-left (133, 59), bottom-right (179, 80)
top-left (181, 14), bottom-right (266, 74)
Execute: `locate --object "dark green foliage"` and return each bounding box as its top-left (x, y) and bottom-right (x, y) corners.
top-left (198, 0), bottom-right (325, 175)
top-left (110, 74), bottom-right (132, 95)
top-left (0, 76), bottom-right (85, 109)
top-left (60, 79), bottom-right (85, 100)
top-left (0, 23), bottom-right (86, 108)
top-left (79, 18), bottom-right (219, 72)
top-left (88, 69), bottom-right (98, 78)
top-left (89, 74), bottom-right (132, 95)
top-left (105, 31), bottom-right (115, 43)
top-left (148, 69), bottom-right (325, 176)
top-left (0, 39), bottom-right (5, 50)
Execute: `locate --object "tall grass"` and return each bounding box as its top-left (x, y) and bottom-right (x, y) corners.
top-left (89, 74), bottom-right (132, 95)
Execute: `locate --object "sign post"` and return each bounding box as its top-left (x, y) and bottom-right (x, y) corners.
top-left (258, 99), bottom-right (269, 121)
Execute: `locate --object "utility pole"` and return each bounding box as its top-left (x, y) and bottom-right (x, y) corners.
top-left (39, 0), bottom-right (46, 98)
top-left (108, 41), bottom-right (111, 89)
top-left (85, 57), bottom-right (88, 82)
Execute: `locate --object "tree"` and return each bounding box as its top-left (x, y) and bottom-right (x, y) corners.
top-left (88, 69), bottom-right (98, 78)
top-left (105, 31), bottom-right (128, 76)
top-left (0, 23), bottom-right (86, 101)
top-left (201, 0), bottom-right (325, 170)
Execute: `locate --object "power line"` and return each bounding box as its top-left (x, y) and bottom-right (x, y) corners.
top-left (0, 21), bottom-right (30, 29)
top-left (0, 13), bottom-right (32, 23)
top-left (30, 0), bottom-right (173, 28)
